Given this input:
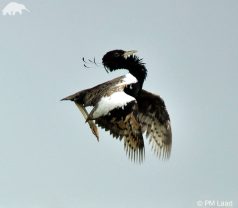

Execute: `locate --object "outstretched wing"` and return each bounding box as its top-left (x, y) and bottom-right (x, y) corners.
top-left (61, 73), bottom-right (137, 107)
top-left (95, 101), bottom-right (145, 162)
top-left (136, 89), bottom-right (172, 159)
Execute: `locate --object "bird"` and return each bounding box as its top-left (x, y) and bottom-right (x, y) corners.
top-left (61, 49), bottom-right (172, 162)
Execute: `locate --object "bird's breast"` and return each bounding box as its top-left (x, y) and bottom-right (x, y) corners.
top-left (124, 83), bottom-right (141, 98)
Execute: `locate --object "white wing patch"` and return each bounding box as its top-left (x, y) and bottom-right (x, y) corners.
top-left (122, 73), bottom-right (137, 84)
top-left (92, 91), bottom-right (136, 119)
top-left (114, 73), bottom-right (137, 88)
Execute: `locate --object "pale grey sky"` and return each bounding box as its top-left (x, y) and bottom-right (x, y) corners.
top-left (0, 0), bottom-right (237, 208)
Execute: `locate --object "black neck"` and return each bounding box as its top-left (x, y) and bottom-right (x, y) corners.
top-left (125, 56), bottom-right (147, 88)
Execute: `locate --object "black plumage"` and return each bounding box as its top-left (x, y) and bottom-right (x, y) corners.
top-left (62, 49), bottom-right (172, 162)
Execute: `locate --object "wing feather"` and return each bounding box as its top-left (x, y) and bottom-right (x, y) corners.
top-left (61, 74), bottom-right (136, 107)
top-left (137, 89), bottom-right (172, 159)
top-left (95, 101), bottom-right (145, 162)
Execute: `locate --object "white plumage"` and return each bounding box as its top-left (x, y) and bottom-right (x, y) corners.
top-left (122, 73), bottom-right (137, 84)
top-left (92, 91), bottom-right (135, 119)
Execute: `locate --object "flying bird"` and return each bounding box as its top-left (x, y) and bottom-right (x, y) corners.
top-left (61, 50), bottom-right (172, 162)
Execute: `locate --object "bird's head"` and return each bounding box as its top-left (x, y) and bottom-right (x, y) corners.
top-left (102, 49), bottom-right (138, 72)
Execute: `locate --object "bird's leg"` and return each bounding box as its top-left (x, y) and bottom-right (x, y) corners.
top-left (75, 103), bottom-right (99, 141)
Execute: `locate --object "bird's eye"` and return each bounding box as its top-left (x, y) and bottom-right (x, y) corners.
top-left (114, 53), bottom-right (119, 57)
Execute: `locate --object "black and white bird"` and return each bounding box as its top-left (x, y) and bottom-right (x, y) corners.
top-left (61, 50), bottom-right (172, 162)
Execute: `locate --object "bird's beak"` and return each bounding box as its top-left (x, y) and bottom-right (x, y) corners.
top-left (123, 50), bottom-right (137, 59)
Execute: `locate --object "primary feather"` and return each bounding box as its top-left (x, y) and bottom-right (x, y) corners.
top-left (62, 49), bottom-right (172, 162)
